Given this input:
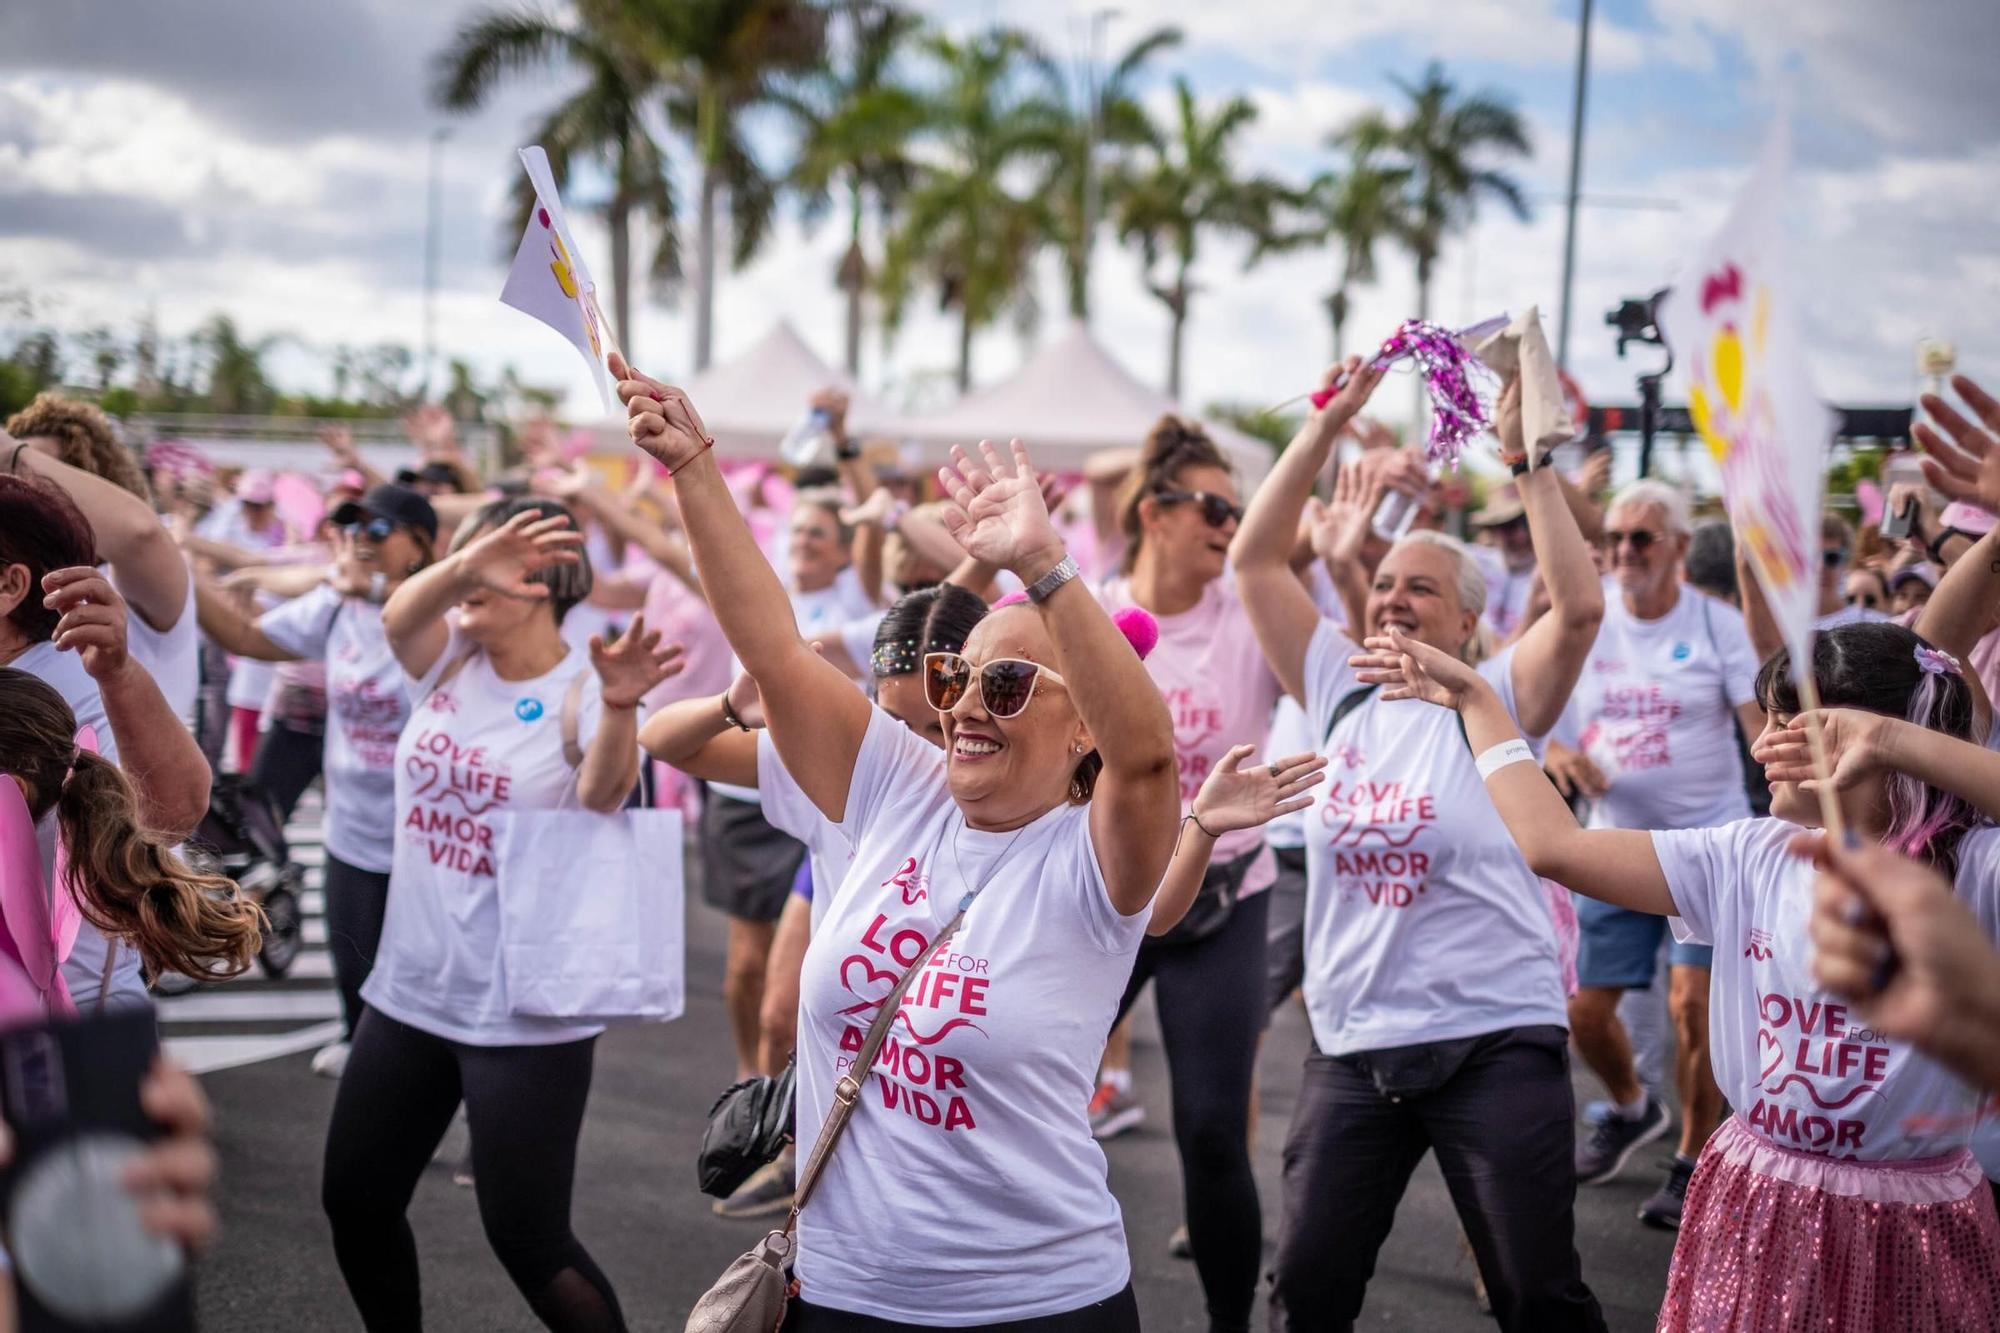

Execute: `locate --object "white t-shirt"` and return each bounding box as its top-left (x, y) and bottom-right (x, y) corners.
top-left (13, 644), bottom-right (151, 1010)
top-left (1573, 590), bottom-right (1759, 832)
top-left (257, 587), bottom-right (407, 873)
top-left (361, 633), bottom-right (611, 1046)
top-left (1655, 818), bottom-right (1999, 1161)
top-left (793, 709), bottom-right (1143, 1323)
top-left (757, 731), bottom-right (853, 931)
top-left (1299, 621), bottom-right (1568, 1055)
top-left (122, 556), bottom-right (200, 729)
top-left (1469, 545), bottom-right (1536, 640)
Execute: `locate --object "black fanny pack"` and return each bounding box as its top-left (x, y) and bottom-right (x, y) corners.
top-left (1157, 844), bottom-right (1260, 945)
top-left (1345, 1034), bottom-right (1487, 1101)
top-left (696, 1057), bottom-right (796, 1198)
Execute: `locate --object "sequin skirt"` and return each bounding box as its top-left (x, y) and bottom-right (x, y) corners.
top-left (1660, 1116), bottom-right (2000, 1331)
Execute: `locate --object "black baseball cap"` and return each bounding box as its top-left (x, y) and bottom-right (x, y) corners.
top-left (329, 484), bottom-right (438, 542)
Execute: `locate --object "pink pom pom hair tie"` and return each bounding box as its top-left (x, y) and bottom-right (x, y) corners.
top-left (991, 593), bottom-right (1159, 661)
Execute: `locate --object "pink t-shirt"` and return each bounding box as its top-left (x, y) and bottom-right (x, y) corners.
top-left (640, 572), bottom-right (733, 712)
top-left (1097, 576), bottom-right (1283, 895)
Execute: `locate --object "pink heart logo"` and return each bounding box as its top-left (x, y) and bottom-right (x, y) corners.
top-left (1757, 1026), bottom-right (1784, 1084)
top-left (405, 755), bottom-right (441, 798)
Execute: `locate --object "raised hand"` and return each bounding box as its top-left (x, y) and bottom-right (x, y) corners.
top-left (1494, 377), bottom-right (1526, 465)
top-left (1309, 354), bottom-right (1391, 438)
top-left (1576, 446), bottom-right (1613, 499)
top-left (1915, 374), bottom-right (2000, 517)
top-left (1751, 708), bottom-right (1885, 794)
top-left (612, 351), bottom-right (713, 472)
top-left (403, 404), bottom-right (460, 460)
top-left (589, 614), bottom-right (685, 709)
top-left (809, 386), bottom-right (850, 440)
top-left (936, 439), bottom-right (1065, 579)
top-left (1315, 458), bottom-right (1385, 568)
top-left (1191, 746), bottom-right (1328, 836)
top-left (454, 508), bottom-right (585, 600)
top-left (318, 424), bottom-right (361, 469)
top-left (840, 486), bottom-right (898, 530)
top-left (1349, 627), bottom-right (1485, 710)
top-left (42, 567), bottom-right (131, 683)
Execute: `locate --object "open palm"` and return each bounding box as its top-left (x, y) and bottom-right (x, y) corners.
top-left (1916, 374), bottom-right (2000, 518)
top-left (458, 509), bottom-right (584, 600)
top-left (589, 615), bottom-right (685, 709)
top-left (1193, 747), bottom-right (1328, 836)
top-left (937, 440), bottom-right (1063, 575)
top-left (1349, 628), bottom-right (1484, 710)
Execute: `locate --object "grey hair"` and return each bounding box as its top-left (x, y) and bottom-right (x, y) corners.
top-left (1607, 479), bottom-right (1692, 537)
top-left (1391, 529), bottom-right (1488, 620)
top-left (448, 496), bottom-right (594, 624)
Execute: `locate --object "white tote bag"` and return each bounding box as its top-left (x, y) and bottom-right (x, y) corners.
top-left (488, 668), bottom-right (685, 1024)
top-left (491, 807), bottom-right (686, 1024)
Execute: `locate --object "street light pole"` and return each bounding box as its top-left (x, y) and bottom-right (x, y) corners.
top-left (1555, 0), bottom-right (1594, 372)
top-left (1078, 7), bottom-right (1116, 326)
top-left (423, 127), bottom-right (450, 398)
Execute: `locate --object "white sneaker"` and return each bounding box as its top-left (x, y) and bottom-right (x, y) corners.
top-left (310, 1041), bottom-right (351, 1079)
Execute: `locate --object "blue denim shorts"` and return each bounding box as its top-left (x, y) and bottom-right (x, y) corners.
top-left (1574, 894), bottom-right (1713, 987)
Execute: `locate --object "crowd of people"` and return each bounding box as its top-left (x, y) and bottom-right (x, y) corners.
top-left (3, 342), bottom-right (2000, 1333)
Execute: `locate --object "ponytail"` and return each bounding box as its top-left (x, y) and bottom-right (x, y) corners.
top-left (1116, 416), bottom-right (1231, 574)
top-left (55, 752), bottom-right (264, 982)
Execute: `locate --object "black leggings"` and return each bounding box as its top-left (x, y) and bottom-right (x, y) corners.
top-left (321, 1008), bottom-right (625, 1332)
top-left (1111, 888), bottom-right (1269, 1333)
top-left (322, 853), bottom-right (391, 1040)
top-left (248, 720), bottom-right (323, 822)
top-left (788, 1285), bottom-right (1139, 1332)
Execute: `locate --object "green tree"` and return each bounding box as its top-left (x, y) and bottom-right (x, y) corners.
top-left (1043, 23), bottom-right (1182, 321)
top-left (1114, 78), bottom-right (1283, 398)
top-left (1262, 145), bottom-right (1409, 362)
top-left (878, 27), bottom-right (1063, 392)
top-left (75, 326), bottom-right (124, 391)
top-left (193, 315), bottom-right (281, 415)
top-left (1342, 62), bottom-right (1531, 322)
top-left (434, 3), bottom-right (679, 363)
top-left (778, 0), bottom-right (926, 377)
top-left (635, 0), bottom-right (829, 371)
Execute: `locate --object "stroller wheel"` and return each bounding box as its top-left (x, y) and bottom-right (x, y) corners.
top-left (258, 885), bottom-right (302, 979)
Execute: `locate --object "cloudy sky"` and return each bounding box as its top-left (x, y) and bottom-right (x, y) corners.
top-left (3, 0), bottom-right (1996, 425)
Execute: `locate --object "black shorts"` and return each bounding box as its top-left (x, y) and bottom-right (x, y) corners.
top-left (699, 792), bottom-right (807, 924)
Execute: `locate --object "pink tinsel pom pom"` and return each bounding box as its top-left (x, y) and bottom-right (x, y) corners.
top-left (1112, 607), bottom-right (1159, 661)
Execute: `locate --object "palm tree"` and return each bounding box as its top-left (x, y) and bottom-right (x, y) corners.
top-left (777, 0), bottom-right (926, 376)
top-left (1043, 24), bottom-right (1183, 321)
top-left (634, 0), bottom-right (829, 371)
top-left (433, 4), bottom-right (678, 364)
top-left (877, 28), bottom-right (1063, 392)
top-left (1341, 61), bottom-right (1531, 323)
top-left (1114, 78), bottom-right (1283, 399)
top-left (193, 315), bottom-right (281, 415)
top-left (1260, 146), bottom-right (1409, 362)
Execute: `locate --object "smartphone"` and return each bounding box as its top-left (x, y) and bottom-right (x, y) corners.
top-left (1881, 496), bottom-right (1919, 541)
top-left (0, 1011), bottom-right (194, 1333)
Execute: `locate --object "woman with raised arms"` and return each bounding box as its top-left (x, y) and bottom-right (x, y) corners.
top-left (1233, 358), bottom-right (1609, 1332)
top-left (1352, 617), bottom-right (2000, 1330)
top-left (616, 352), bottom-right (1180, 1331)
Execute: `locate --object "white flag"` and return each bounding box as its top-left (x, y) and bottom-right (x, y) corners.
top-left (500, 146), bottom-right (619, 412)
top-left (1658, 116), bottom-right (1835, 680)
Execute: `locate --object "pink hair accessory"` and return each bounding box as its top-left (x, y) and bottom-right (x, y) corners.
top-left (1112, 607), bottom-right (1159, 661)
top-left (991, 591), bottom-right (1028, 610)
top-left (1914, 645), bottom-right (1961, 677)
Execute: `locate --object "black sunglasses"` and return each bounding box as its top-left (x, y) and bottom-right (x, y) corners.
top-left (1152, 488), bottom-right (1243, 529)
top-left (1601, 528), bottom-right (1662, 552)
top-left (340, 516), bottom-right (401, 542)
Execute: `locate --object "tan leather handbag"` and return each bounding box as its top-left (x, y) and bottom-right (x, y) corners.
top-left (684, 906), bottom-right (969, 1332)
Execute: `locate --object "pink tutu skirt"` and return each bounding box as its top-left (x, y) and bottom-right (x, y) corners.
top-left (1661, 1115), bottom-right (2000, 1331)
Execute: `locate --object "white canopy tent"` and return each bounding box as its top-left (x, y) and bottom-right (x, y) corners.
top-left (585, 319), bottom-right (903, 458)
top-left (892, 321), bottom-right (1273, 487)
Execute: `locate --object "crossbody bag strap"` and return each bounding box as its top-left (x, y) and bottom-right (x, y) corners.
top-left (558, 668), bottom-right (589, 770)
top-left (424, 644), bottom-right (480, 705)
top-left (785, 907), bottom-right (967, 1228)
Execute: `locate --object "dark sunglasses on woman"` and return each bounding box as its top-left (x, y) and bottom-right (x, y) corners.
top-left (341, 516), bottom-right (402, 543)
top-left (1152, 488), bottom-right (1243, 529)
top-left (923, 652), bottom-right (1067, 720)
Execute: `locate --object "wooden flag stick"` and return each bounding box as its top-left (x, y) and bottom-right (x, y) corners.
top-left (1794, 673), bottom-right (1847, 840)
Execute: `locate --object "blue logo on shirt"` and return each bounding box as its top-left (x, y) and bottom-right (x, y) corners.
top-left (1672, 642), bottom-right (1691, 661)
top-left (514, 697), bottom-right (545, 722)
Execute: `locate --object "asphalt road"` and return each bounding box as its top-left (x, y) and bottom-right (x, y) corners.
top-left (193, 890), bottom-right (1677, 1331)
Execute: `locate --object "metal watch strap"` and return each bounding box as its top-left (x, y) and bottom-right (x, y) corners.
top-left (1025, 553), bottom-right (1080, 604)
top-left (784, 907), bottom-right (967, 1228)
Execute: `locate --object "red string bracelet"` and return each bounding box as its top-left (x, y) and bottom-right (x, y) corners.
top-left (668, 438), bottom-right (714, 477)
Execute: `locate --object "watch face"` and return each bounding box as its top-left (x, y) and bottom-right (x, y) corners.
top-left (10, 1132), bottom-right (184, 1321)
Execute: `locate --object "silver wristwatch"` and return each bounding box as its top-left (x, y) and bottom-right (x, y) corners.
top-left (1025, 553), bottom-right (1080, 604)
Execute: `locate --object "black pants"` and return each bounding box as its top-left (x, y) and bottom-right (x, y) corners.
top-left (1269, 1026), bottom-right (1606, 1333)
top-left (321, 1008), bottom-right (625, 1332)
top-left (1112, 889), bottom-right (1269, 1332)
top-left (248, 720), bottom-right (323, 822)
top-left (323, 853), bottom-right (391, 1040)
top-left (789, 1285), bottom-right (1139, 1332)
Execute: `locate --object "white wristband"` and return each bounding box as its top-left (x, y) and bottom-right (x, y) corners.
top-left (1474, 738), bottom-right (1536, 781)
